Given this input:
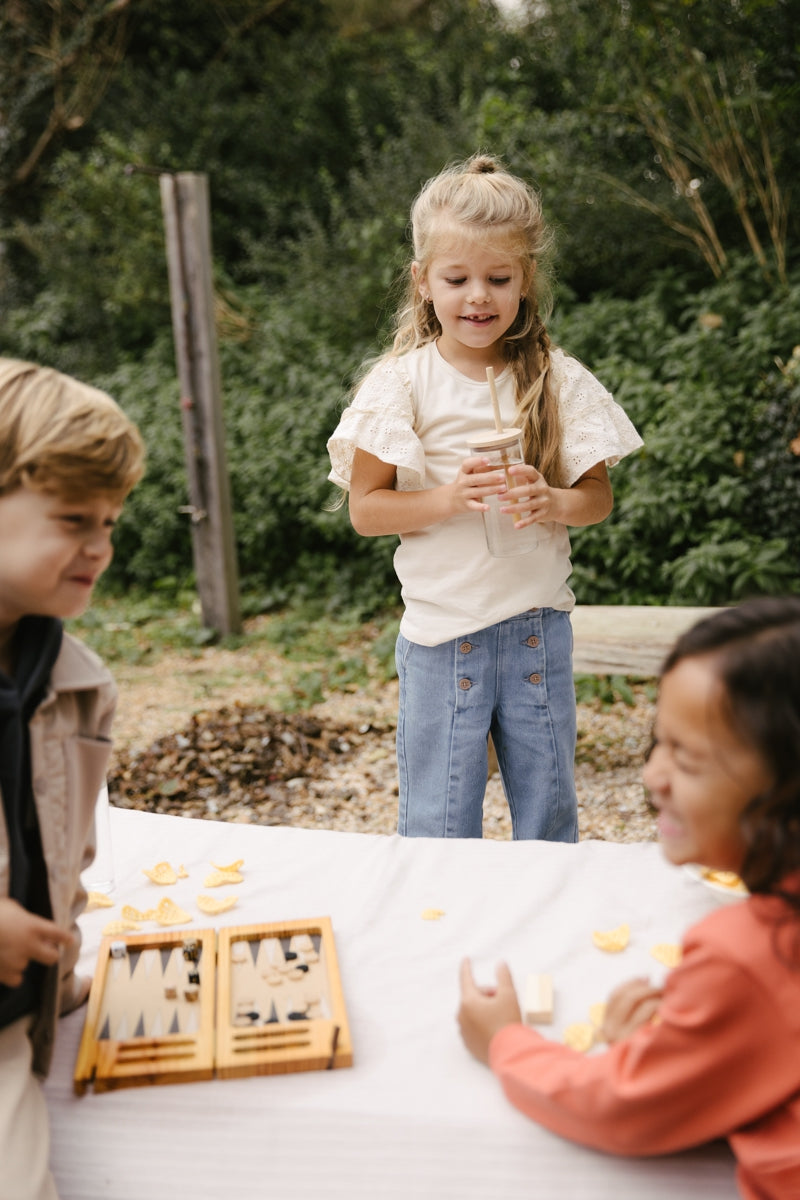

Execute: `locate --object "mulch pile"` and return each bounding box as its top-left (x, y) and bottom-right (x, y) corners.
top-left (109, 704), bottom-right (382, 826)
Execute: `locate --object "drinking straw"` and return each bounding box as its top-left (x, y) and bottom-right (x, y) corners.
top-left (486, 366), bottom-right (503, 433)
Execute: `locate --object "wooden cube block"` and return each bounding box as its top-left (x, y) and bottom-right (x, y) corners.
top-left (523, 973), bottom-right (553, 1024)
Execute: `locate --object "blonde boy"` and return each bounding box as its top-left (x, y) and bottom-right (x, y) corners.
top-left (0, 358), bottom-right (144, 1199)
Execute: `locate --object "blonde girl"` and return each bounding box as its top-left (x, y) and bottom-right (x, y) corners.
top-left (327, 154), bottom-right (642, 839)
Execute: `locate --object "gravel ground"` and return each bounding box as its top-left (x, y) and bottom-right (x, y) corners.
top-left (109, 671), bottom-right (658, 843)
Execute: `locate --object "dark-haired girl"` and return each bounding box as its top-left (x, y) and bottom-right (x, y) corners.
top-left (458, 597), bottom-right (800, 1199)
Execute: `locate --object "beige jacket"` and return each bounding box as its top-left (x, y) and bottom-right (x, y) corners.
top-left (0, 632), bottom-right (116, 1076)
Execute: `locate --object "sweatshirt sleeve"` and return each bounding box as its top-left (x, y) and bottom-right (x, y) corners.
top-left (488, 939), bottom-right (796, 1157)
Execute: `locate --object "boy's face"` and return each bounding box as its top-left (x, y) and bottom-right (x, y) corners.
top-left (0, 484), bottom-right (121, 629)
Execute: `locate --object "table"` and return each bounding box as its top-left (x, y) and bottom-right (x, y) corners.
top-left (45, 809), bottom-right (738, 1199)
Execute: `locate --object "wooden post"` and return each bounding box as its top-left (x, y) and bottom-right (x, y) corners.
top-left (159, 171), bottom-right (241, 635)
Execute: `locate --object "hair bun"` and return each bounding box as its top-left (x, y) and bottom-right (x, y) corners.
top-left (468, 154), bottom-right (499, 175)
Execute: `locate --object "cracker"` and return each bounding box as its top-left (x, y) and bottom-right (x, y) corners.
top-left (122, 904), bottom-right (157, 922)
top-left (143, 861), bottom-right (180, 885)
top-left (650, 942), bottom-right (683, 968)
top-left (196, 893), bottom-right (238, 915)
top-left (86, 892), bottom-right (114, 911)
top-left (592, 923), bottom-right (630, 953)
top-left (421, 908), bottom-right (446, 921)
top-left (702, 868), bottom-right (747, 894)
top-left (588, 1001), bottom-right (607, 1029)
top-left (102, 919), bottom-right (141, 935)
top-left (210, 859), bottom-right (244, 873)
top-left (154, 897), bottom-right (192, 926)
top-left (203, 868), bottom-right (244, 888)
top-left (563, 1022), bottom-right (595, 1053)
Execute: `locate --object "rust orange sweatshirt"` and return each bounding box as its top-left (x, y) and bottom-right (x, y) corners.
top-left (489, 890), bottom-right (800, 1199)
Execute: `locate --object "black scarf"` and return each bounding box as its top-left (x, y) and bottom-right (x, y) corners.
top-left (0, 615), bottom-right (63, 1029)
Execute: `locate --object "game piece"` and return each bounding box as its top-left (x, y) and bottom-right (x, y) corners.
top-left (523, 973), bottom-right (553, 1024)
top-left (182, 939), bottom-right (200, 962)
top-left (110, 942), bottom-right (127, 959)
top-left (650, 943), bottom-right (683, 968)
top-left (592, 923), bottom-right (630, 953)
top-left (74, 919), bottom-right (352, 1094)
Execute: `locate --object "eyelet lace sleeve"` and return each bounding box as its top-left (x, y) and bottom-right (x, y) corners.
top-left (327, 357), bottom-right (426, 491)
top-left (553, 349), bottom-right (644, 485)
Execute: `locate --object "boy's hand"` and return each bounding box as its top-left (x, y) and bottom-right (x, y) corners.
top-left (0, 898), bottom-right (74, 987)
top-left (457, 958), bottom-right (522, 1065)
top-left (602, 977), bottom-right (663, 1043)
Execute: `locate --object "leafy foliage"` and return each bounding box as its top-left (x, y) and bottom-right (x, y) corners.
top-left (2, 0), bottom-right (800, 621)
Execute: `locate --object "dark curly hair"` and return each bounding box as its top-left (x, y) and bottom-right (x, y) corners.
top-left (660, 597), bottom-right (800, 914)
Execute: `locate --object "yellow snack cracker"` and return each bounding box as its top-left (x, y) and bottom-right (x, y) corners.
top-left (702, 868), bottom-right (747, 894)
top-left (102, 919), bottom-right (141, 935)
top-left (421, 908), bottom-right (446, 921)
top-left (85, 892), bottom-right (114, 911)
top-left (122, 904), bottom-right (157, 923)
top-left (650, 942), bottom-right (683, 968)
top-left (196, 893), bottom-right (239, 915)
top-left (588, 1002), bottom-right (607, 1029)
top-left (203, 867), bottom-right (243, 888)
top-left (592, 923), bottom-right (630, 953)
top-left (563, 1022), bottom-right (595, 1053)
top-left (142, 861), bottom-right (179, 886)
top-left (154, 897), bottom-right (192, 926)
top-left (210, 859), bottom-right (244, 874)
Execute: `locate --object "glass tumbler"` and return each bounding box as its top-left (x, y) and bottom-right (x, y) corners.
top-left (467, 428), bottom-right (539, 558)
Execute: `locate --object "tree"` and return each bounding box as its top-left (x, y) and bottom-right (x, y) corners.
top-left (0, 0), bottom-right (133, 194)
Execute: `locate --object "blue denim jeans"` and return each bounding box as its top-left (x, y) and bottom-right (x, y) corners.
top-left (395, 608), bottom-right (578, 841)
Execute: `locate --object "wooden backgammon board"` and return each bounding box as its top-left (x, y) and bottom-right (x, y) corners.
top-left (73, 917), bottom-right (352, 1093)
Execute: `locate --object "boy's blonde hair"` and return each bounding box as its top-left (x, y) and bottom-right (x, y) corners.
top-left (0, 358), bottom-right (145, 500)
top-left (390, 153), bottom-right (564, 486)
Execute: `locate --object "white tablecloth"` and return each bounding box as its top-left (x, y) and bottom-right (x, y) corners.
top-left (45, 808), bottom-right (738, 1199)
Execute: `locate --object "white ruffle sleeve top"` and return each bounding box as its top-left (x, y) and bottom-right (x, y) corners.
top-left (328, 342), bottom-right (643, 645)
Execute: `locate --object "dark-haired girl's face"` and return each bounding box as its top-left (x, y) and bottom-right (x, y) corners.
top-left (643, 655), bottom-right (774, 872)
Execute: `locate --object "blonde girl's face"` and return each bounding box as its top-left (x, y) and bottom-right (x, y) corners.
top-left (643, 655), bottom-right (774, 873)
top-left (414, 233), bottom-right (526, 374)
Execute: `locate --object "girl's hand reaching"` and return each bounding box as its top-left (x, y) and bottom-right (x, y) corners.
top-left (602, 977), bottom-right (663, 1043)
top-left (0, 897), bottom-right (74, 988)
top-left (458, 958), bottom-right (522, 1064)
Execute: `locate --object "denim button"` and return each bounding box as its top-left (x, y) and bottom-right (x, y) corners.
top-left (458, 678), bottom-right (472, 690)
top-left (459, 641), bottom-right (473, 653)
top-left (528, 673), bottom-right (542, 684)
top-left (526, 635), bottom-right (539, 648)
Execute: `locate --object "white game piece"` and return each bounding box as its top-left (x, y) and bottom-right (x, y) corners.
top-left (110, 941), bottom-right (127, 959)
top-left (524, 973), bottom-right (554, 1024)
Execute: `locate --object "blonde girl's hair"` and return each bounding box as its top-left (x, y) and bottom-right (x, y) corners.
top-left (390, 153), bottom-right (564, 486)
top-left (0, 358), bottom-right (145, 500)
